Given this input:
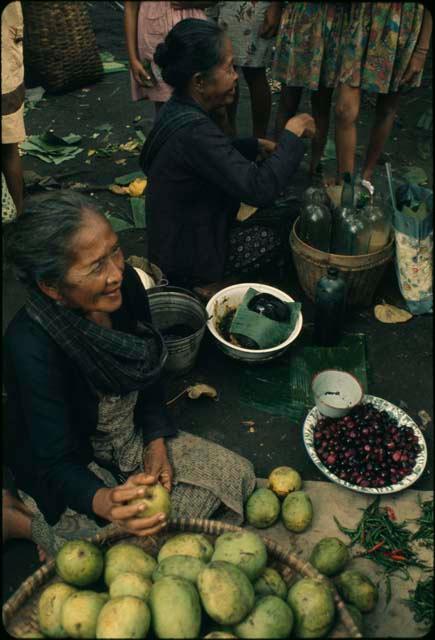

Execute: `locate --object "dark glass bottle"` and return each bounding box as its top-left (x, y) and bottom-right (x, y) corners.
top-left (314, 267), bottom-right (347, 346)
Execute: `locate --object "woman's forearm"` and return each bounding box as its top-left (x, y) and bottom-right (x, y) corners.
top-left (416, 8), bottom-right (433, 50)
top-left (124, 1), bottom-right (141, 64)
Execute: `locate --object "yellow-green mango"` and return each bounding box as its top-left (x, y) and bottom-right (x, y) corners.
top-left (96, 596), bottom-right (150, 638)
top-left (104, 543), bottom-right (157, 586)
top-left (149, 576), bottom-right (202, 638)
top-left (37, 582), bottom-right (77, 638)
top-left (197, 561), bottom-right (255, 625)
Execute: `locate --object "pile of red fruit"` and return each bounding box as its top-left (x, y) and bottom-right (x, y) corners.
top-left (313, 402), bottom-right (421, 488)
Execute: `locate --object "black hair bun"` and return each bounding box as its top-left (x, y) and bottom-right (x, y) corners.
top-left (154, 41), bottom-right (171, 68)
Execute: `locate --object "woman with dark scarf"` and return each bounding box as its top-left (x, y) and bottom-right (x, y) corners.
top-left (2, 192), bottom-right (256, 559)
top-left (140, 18), bottom-right (315, 292)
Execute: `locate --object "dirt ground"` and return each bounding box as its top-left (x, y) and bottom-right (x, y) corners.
top-left (2, 1), bottom-right (433, 609)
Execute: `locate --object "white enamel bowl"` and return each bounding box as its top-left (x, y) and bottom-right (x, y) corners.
top-left (206, 283), bottom-right (303, 363)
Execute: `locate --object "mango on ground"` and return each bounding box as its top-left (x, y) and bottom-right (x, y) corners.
top-left (157, 533), bottom-right (214, 564)
top-left (246, 488), bottom-right (281, 528)
top-left (197, 561), bottom-right (255, 626)
top-left (309, 537), bottom-right (350, 576)
top-left (267, 467), bottom-right (302, 498)
top-left (38, 582), bottom-right (77, 638)
top-left (335, 570), bottom-right (378, 613)
top-left (287, 577), bottom-right (335, 638)
top-left (281, 491), bottom-right (313, 533)
top-left (61, 590), bottom-right (107, 639)
top-left (149, 575), bottom-right (202, 638)
top-left (234, 595), bottom-right (294, 639)
top-left (211, 530), bottom-right (267, 580)
top-left (96, 596), bottom-right (150, 639)
top-left (55, 540), bottom-right (104, 587)
top-left (104, 543), bottom-right (157, 586)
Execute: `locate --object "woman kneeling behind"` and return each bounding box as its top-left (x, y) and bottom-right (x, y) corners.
top-left (3, 192), bottom-right (256, 559)
top-left (140, 18), bottom-right (315, 289)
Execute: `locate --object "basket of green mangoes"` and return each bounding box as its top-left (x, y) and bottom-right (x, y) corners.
top-left (3, 472), bottom-right (368, 639)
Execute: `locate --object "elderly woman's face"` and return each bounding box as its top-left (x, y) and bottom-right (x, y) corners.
top-left (202, 36), bottom-right (238, 109)
top-left (59, 210), bottom-right (125, 314)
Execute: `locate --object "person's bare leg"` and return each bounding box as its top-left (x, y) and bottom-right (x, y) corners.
top-left (334, 84), bottom-right (361, 182)
top-left (362, 92), bottom-right (401, 183)
top-left (310, 86), bottom-right (334, 176)
top-left (242, 66), bottom-right (272, 138)
top-left (1, 143), bottom-right (24, 215)
top-left (2, 490), bottom-right (48, 561)
top-left (274, 85), bottom-right (303, 141)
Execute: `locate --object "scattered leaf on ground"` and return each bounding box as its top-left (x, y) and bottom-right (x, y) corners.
top-left (241, 420), bottom-right (255, 427)
top-left (119, 139), bottom-right (140, 152)
top-left (402, 166), bottom-right (428, 185)
top-left (115, 158), bottom-right (127, 165)
top-left (20, 131), bottom-right (83, 164)
top-left (418, 410), bottom-right (432, 429)
top-left (417, 141), bottom-right (431, 161)
top-left (95, 123), bottom-right (113, 133)
top-left (87, 149), bottom-right (96, 157)
top-left (135, 130), bottom-right (146, 144)
top-left (127, 178), bottom-right (147, 197)
top-left (104, 212), bottom-right (133, 232)
top-left (109, 184), bottom-right (128, 195)
top-left (134, 115), bottom-right (142, 122)
top-left (237, 203), bottom-right (257, 222)
top-left (130, 197), bottom-right (146, 227)
top-left (114, 170), bottom-right (146, 185)
top-left (374, 303), bottom-right (413, 324)
top-left (187, 384), bottom-right (218, 400)
top-left (248, 426), bottom-right (256, 433)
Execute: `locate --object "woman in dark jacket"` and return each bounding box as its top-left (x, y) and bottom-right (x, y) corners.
top-left (2, 192), bottom-right (256, 559)
top-left (140, 18), bottom-right (315, 288)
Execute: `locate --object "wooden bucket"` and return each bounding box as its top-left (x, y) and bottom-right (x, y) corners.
top-left (290, 219), bottom-right (394, 306)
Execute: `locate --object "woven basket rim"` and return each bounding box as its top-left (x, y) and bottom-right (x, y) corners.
top-left (3, 517), bottom-right (362, 638)
top-left (290, 218), bottom-right (394, 262)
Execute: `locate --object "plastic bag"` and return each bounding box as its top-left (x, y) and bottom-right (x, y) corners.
top-left (393, 183), bottom-right (433, 315)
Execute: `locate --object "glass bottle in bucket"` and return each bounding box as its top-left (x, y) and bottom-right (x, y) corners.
top-left (302, 184), bottom-right (331, 208)
top-left (353, 171), bottom-right (373, 211)
top-left (331, 172), bottom-right (353, 253)
top-left (363, 174), bottom-right (392, 253)
top-left (332, 173), bottom-right (370, 255)
top-left (299, 202), bottom-right (332, 252)
top-left (314, 267), bottom-right (347, 347)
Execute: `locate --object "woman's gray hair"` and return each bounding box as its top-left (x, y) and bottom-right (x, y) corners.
top-left (4, 190), bottom-right (103, 288)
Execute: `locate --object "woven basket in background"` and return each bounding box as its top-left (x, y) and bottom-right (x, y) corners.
top-left (22, 2), bottom-right (103, 94)
top-left (2, 517), bottom-right (362, 638)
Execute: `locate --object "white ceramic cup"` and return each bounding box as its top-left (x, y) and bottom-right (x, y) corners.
top-left (311, 370), bottom-right (364, 418)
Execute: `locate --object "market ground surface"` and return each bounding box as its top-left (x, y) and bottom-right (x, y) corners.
top-left (2, 1), bottom-right (433, 608)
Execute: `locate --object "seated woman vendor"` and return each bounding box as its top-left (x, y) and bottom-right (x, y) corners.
top-left (140, 18), bottom-right (315, 289)
top-left (2, 192), bottom-right (256, 559)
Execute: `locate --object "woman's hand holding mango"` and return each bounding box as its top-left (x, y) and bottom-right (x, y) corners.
top-left (92, 473), bottom-right (168, 536)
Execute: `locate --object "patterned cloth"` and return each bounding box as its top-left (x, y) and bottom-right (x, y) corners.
top-left (25, 277), bottom-right (167, 396)
top-left (130, 1), bottom-right (207, 103)
top-left (272, 2), bottom-right (346, 89)
top-left (1, 0), bottom-right (26, 143)
top-left (2, 173), bottom-right (17, 223)
top-left (19, 391), bottom-right (256, 555)
top-left (338, 3), bottom-right (425, 93)
top-left (225, 224), bottom-right (282, 276)
top-left (218, 1), bottom-right (273, 67)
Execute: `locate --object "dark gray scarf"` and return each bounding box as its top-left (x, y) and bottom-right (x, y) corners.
top-left (26, 285), bottom-right (167, 396)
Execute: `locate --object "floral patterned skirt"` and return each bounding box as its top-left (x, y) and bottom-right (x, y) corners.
top-left (218, 1), bottom-right (273, 67)
top-left (338, 2), bottom-right (425, 93)
top-left (272, 2), bottom-right (346, 90)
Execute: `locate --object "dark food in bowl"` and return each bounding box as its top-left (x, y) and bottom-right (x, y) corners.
top-left (247, 293), bottom-right (290, 322)
top-left (313, 403), bottom-right (421, 488)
